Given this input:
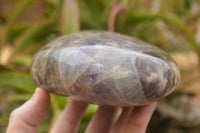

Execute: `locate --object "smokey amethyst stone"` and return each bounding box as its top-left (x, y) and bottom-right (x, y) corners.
top-left (31, 31), bottom-right (180, 106)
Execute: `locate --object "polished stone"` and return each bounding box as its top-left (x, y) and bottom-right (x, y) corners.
top-left (31, 31), bottom-right (180, 106)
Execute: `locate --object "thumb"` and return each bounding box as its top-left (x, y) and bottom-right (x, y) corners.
top-left (6, 88), bottom-right (50, 133)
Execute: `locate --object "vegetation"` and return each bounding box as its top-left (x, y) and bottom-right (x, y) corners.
top-left (0, 0), bottom-right (200, 132)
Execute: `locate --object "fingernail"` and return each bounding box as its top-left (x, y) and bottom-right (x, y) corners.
top-left (31, 87), bottom-right (40, 101)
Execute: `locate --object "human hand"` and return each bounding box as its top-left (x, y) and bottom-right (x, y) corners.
top-left (6, 88), bottom-right (157, 133)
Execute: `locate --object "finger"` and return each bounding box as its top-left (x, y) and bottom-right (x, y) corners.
top-left (111, 107), bottom-right (133, 133)
top-left (86, 106), bottom-right (121, 133)
top-left (124, 102), bottom-right (157, 133)
top-left (50, 100), bottom-right (88, 133)
top-left (6, 88), bottom-right (50, 133)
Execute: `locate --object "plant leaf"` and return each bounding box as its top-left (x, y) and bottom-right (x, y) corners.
top-left (6, 94), bottom-right (32, 101)
top-left (12, 19), bottom-right (57, 56)
top-left (11, 55), bottom-right (32, 68)
top-left (1, 0), bottom-right (39, 47)
top-left (60, 0), bottom-right (80, 35)
top-left (0, 72), bottom-right (36, 93)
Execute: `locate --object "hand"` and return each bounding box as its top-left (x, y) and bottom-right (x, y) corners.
top-left (6, 88), bottom-right (157, 133)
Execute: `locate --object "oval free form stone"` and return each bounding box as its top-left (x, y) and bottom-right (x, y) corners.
top-left (31, 31), bottom-right (180, 106)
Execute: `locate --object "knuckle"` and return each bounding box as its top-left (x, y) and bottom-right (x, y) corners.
top-left (10, 108), bottom-right (20, 120)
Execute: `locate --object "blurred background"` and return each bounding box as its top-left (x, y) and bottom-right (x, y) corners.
top-left (0, 0), bottom-right (200, 132)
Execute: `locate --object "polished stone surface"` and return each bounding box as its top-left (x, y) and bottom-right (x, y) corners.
top-left (31, 31), bottom-right (180, 106)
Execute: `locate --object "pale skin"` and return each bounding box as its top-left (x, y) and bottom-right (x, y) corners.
top-left (6, 88), bottom-right (157, 133)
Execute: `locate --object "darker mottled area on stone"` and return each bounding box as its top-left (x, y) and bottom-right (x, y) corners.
top-left (135, 57), bottom-right (158, 76)
top-left (135, 57), bottom-right (162, 101)
top-left (91, 81), bottom-right (121, 105)
top-left (35, 53), bottom-right (50, 85)
top-left (163, 66), bottom-right (175, 93)
top-left (140, 81), bottom-right (161, 101)
top-left (115, 57), bottom-right (145, 103)
top-left (44, 51), bottom-right (58, 84)
top-left (163, 71), bottom-right (173, 95)
top-left (41, 85), bottom-right (69, 97)
top-left (68, 83), bottom-right (81, 95)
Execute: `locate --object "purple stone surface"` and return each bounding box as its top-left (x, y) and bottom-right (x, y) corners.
top-left (31, 31), bottom-right (180, 106)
